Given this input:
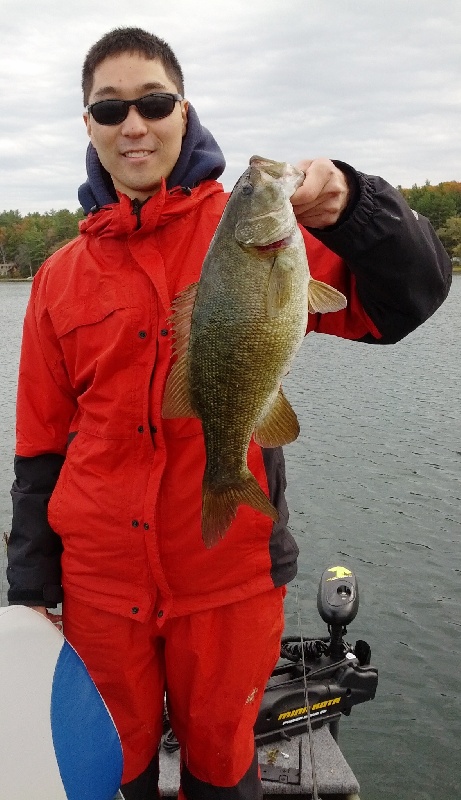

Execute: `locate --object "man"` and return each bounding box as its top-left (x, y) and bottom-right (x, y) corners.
top-left (7, 26), bottom-right (451, 800)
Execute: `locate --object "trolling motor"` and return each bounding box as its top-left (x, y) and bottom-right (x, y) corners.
top-left (254, 566), bottom-right (377, 745)
top-left (317, 565), bottom-right (359, 658)
top-left (162, 566), bottom-right (378, 756)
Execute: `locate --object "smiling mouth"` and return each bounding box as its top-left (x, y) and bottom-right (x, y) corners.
top-left (123, 151), bottom-right (153, 159)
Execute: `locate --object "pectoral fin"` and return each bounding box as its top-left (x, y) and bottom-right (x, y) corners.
top-left (162, 282), bottom-right (199, 419)
top-left (253, 387), bottom-right (300, 447)
top-left (266, 258), bottom-right (294, 317)
top-left (308, 279), bottom-right (347, 314)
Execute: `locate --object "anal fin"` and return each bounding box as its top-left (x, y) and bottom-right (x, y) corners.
top-left (253, 387), bottom-right (300, 447)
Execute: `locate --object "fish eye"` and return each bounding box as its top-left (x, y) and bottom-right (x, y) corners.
top-left (241, 182), bottom-right (254, 196)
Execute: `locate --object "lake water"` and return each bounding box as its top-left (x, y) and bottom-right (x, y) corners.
top-left (1, 278), bottom-right (460, 799)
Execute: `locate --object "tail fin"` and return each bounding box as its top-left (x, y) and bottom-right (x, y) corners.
top-left (202, 473), bottom-right (279, 548)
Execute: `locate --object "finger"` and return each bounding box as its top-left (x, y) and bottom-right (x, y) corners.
top-left (294, 195), bottom-right (349, 228)
top-left (293, 158), bottom-right (333, 197)
top-left (46, 611), bottom-right (63, 628)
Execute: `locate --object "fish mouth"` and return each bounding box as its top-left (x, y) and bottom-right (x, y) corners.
top-left (249, 155), bottom-right (305, 192)
top-left (249, 155), bottom-right (283, 176)
top-left (251, 233), bottom-right (296, 253)
top-left (235, 156), bottom-right (302, 247)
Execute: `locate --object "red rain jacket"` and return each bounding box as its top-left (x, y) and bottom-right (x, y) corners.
top-left (11, 177), bottom-right (447, 622)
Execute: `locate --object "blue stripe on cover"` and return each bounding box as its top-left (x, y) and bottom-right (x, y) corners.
top-left (50, 640), bottom-right (123, 800)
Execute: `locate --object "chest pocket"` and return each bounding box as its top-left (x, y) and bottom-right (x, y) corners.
top-left (50, 295), bottom-right (135, 384)
top-left (48, 292), bottom-right (141, 439)
top-left (50, 290), bottom-right (131, 339)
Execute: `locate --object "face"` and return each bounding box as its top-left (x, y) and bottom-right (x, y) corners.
top-left (84, 53), bottom-right (188, 201)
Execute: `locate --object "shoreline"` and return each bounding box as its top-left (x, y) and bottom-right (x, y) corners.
top-left (0, 278), bottom-right (33, 283)
top-left (1, 269), bottom-right (461, 283)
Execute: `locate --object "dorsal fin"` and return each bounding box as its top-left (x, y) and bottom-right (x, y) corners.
top-left (162, 283), bottom-right (199, 419)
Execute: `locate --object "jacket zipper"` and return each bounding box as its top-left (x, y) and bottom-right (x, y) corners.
top-left (131, 198), bottom-right (145, 230)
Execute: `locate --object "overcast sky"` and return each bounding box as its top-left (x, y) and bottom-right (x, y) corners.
top-left (1, 0), bottom-right (459, 214)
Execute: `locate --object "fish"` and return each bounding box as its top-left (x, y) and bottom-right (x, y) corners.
top-left (162, 155), bottom-right (347, 548)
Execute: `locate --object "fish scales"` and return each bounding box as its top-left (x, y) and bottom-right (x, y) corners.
top-left (162, 155), bottom-right (347, 547)
top-left (190, 249), bottom-right (305, 470)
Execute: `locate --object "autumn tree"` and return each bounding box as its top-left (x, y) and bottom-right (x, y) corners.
top-left (398, 181), bottom-right (461, 259)
top-left (399, 181), bottom-right (461, 230)
top-left (437, 217), bottom-right (461, 260)
top-left (0, 208), bottom-right (83, 277)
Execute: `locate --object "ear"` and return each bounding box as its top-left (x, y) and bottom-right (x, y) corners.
top-left (83, 112), bottom-right (92, 138)
top-left (181, 100), bottom-right (189, 137)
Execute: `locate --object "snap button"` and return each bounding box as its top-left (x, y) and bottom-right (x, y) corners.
top-left (160, 329), bottom-right (168, 337)
top-left (157, 610), bottom-right (164, 618)
top-left (138, 330), bottom-right (147, 339)
top-left (138, 425), bottom-right (144, 433)
top-left (131, 607), bottom-right (139, 615)
top-left (132, 520), bottom-right (139, 528)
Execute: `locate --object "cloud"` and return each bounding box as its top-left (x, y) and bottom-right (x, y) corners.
top-left (1, 0), bottom-right (459, 212)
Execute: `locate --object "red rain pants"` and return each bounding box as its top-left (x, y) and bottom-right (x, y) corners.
top-left (63, 587), bottom-right (285, 799)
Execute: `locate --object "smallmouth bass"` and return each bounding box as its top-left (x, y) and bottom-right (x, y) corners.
top-left (162, 155), bottom-right (346, 547)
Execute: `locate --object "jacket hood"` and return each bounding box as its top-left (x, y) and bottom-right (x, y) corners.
top-left (78, 104), bottom-right (226, 215)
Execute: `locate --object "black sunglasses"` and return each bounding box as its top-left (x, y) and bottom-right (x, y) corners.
top-left (87, 92), bottom-right (183, 126)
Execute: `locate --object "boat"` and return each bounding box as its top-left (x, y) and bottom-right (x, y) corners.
top-left (156, 566), bottom-right (378, 799)
top-left (1, 539), bottom-right (375, 800)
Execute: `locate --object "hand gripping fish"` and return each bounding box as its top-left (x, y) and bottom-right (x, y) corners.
top-left (162, 155), bottom-right (347, 547)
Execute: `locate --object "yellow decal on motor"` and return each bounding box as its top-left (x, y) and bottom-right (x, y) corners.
top-left (277, 697), bottom-right (341, 721)
top-left (326, 566), bottom-right (352, 581)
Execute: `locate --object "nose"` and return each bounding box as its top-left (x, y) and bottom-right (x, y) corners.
top-left (120, 104), bottom-right (149, 136)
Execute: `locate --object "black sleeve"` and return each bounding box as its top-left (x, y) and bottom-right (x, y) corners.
top-left (7, 454), bottom-right (64, 607)
top-left (307, 162), bottom-right (452, 344)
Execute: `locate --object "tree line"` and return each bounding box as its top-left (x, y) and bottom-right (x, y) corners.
top-left (0, 209), bottom-right (84, 278)
top-left (398, 181), bottom-right (461, 262)
top-left (1, 180), bottom-right (460, 278)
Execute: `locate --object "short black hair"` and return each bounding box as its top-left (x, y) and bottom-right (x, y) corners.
top-left (82, 26), bottom-right (184, 105)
